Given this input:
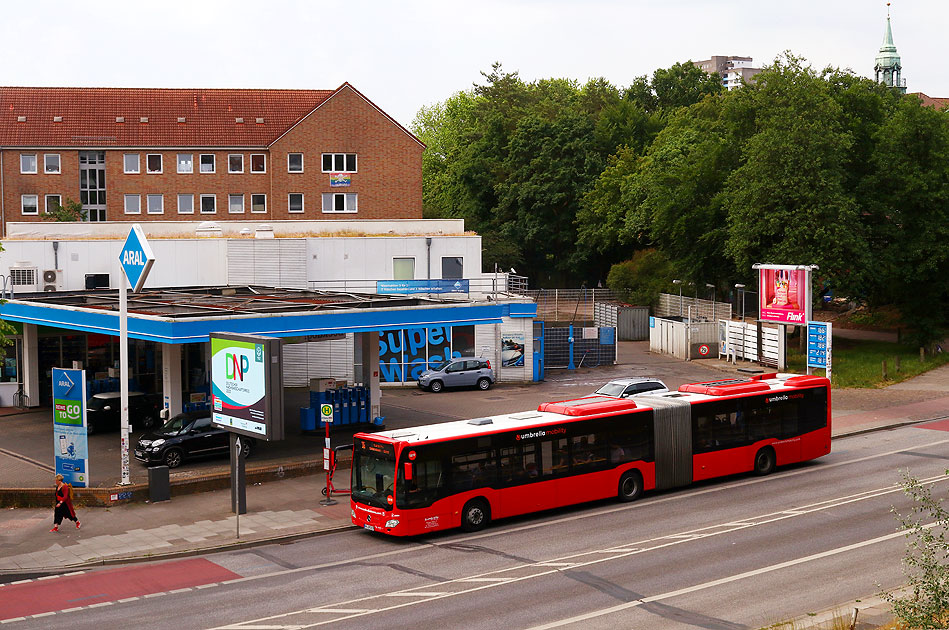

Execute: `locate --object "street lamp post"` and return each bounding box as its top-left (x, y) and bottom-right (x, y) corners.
top-left (706, 283), bottom-right (715, 320)
top-left (673, 279), bottom-right (682, 317)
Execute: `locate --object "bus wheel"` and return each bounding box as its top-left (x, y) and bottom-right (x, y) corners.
top-left (618, 470), bottom-right (643, 502)
top-left (754, 448), bottom-right (776, 476)
top-left (461, 498), bottom-right (490, 532)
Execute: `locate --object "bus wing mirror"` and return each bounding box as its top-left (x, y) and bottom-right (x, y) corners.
top-left (404, 462), bottom-right (413, 481)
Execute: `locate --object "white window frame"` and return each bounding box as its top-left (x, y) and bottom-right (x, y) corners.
top-left (146, 153), bottom-right (163, 174)
top-left (199, 194), bottom-right (217, 214)
top-left (250, 193), bottom-right (267, 214)
top-left (321, 192), bottom-right (358, 214)
top-left (45, 194), bottom-right (62, 214)
top-left (321, 153), bottom-right (357, 173)
top-left (124, 153), bottom-right (140, 174)
top-left (44, 154), bottom-right (61, 174)
top-left (287, 153), bottom-right (304, 173)
top-left (177, 153), bottom-right (194, 174)
top-left (21, 194), bottom-right (39, 215)
top-left (228, 154), bottom-right (244, 174)
top-left (124, 194), bottom-right (141, 215)
top-left (250, 154), bottom-right (266, 173)
top-left (177, 193), bottom-right (194, 214)
top-left (228, 193), bottom-right (245, 214)
top-left (199, 154), bottom-right (216, 174)
top-left (20, 154), bottom-right (37, 174)
top-left (147, 194), bottom-right (164, 214)
top-left (288, 193), bottom-right (304, 213)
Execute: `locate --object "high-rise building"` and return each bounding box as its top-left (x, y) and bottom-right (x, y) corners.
top-left (694, 56), bottom-right (762, 90)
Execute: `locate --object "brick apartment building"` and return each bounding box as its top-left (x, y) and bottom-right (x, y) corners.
top-left (0, 83), bottom-right (424, 235)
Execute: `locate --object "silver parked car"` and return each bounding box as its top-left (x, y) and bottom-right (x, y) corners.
top-left (417, 357), bottom-right (495, 392)
top-left (592, 377), bottom-right (669, 398)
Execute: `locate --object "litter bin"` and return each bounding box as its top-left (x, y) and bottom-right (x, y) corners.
top-left (148, 465), bottom-right (171, 503)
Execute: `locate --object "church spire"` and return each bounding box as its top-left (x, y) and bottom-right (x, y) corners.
top-left (875, 3), bottom-right (905, 92)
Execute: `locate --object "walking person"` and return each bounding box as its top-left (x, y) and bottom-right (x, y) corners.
top-left (51, 474), bottom-right (80, 532)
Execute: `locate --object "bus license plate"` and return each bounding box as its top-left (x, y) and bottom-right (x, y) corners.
top-left (363, 524), bottom-right (375, 531)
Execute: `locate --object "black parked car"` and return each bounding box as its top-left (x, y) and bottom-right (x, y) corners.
top-left (86, 391), bottom-right (162, 434)
top-left (134, 411), bottom-right (254, 468)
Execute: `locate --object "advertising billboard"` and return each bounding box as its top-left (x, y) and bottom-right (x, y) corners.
top-left (757, 265), bottom-right (811, 326)
top-left (52, 368), bottom-right (90, 487)
top-left (210, 333), bottom-right (284, 441)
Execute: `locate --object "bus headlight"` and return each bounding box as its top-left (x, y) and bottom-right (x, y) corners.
top-left (385, 519), bottom-right (400, 528)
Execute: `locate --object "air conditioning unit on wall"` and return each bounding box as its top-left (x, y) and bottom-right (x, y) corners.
top-left (9, 267), bottom-right (38, 293)
top-left (43, 269), bottom-right (64, 292)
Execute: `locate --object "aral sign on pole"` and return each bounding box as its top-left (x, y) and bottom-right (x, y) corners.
top-left (117, 224), bottom-right (155, 485)
top-left (52, 368), bottom-right (89, 487)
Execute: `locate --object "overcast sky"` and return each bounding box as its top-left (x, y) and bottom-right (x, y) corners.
top-left (3, 0), bottom-right (944, 129)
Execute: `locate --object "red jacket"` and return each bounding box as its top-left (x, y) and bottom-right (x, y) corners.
top-left (55, 483), bottom-right (76, 519)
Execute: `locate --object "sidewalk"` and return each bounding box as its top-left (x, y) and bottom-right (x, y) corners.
top-left (3, 347), bottom-right (949, 574)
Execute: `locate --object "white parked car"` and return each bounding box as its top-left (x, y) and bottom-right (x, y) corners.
top-left (591, 377), bottom-right (669, 398)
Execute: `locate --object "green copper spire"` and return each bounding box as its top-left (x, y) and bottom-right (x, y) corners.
top-left (874, 5), bottom-right (905, 92)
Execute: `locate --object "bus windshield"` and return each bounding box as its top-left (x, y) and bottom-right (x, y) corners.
top-left (352, 441), bottom-right (396, 510)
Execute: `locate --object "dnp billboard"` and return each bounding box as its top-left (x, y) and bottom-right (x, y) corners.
top-left (210, 333), bottom-right (284, 441)
top-left (757, 265), bottom-right (812, 326)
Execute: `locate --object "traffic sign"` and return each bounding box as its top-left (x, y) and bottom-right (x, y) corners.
top-left (119, 224), bottom-right (155, 292)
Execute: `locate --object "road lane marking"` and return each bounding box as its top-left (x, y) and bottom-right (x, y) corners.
top-left (211, 474), bottom-right (948, 629)
top-left (523, 525), bottom-right (934, 630)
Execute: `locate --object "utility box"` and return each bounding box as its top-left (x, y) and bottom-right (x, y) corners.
top-left (309, 378), bottom-right (337, 392)
top-left (148, 465), bottom-right (171, 503)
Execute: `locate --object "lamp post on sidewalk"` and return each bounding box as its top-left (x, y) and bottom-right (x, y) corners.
top-left (673, 279), bottom-right (682, 317)
top-left (706, 283), bottom-right (715, 320)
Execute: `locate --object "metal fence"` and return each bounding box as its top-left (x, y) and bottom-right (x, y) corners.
top-left (544, 326), bottom-right (616, 369)
top-left (519, 288), bottom-right (617, 322)
top-left (655, 293), bottom-right (735, 321)
top-left (594, 303), bottom-right (650, 340)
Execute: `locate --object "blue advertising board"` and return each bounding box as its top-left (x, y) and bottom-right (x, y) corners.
top-left (52, 368), bottom-right (89, 487)
top-left (376, 279), bottom-right (470, 295)
top-left (807, 322), bottom-right (831, 369)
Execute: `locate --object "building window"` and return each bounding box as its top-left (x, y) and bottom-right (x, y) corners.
top-left (251, 193), bottom-right (266, 213)
top-left (228, 154), bottom-right (243, 173)
top-left (124, 194), bottom-right (141, 214)
top-left (393, 258), bottom-right (415, 280)
top-left (177, 154), bottom-right (193, 173)
top-left (287, 153), bottom-right (303, 173)
top-left (177, 194), bottom-right (194, 214)
top-left (321, 193), bottom-right (357, 213)
top-left (200, 194), bottom-right (216, 214)
top-left (44, 154), bottom-right (61, 174)
top-left (442, 257), bottom-right (463, 279)
top-left (20, 154), bottom-right (37, 174)
top-left (322, 153), bottom-right (357, 173)
top-left (250, 154), bottom-right (266, 173)
top-left (45, 195), bottom-right (62, 214)
top-left (288, 193), bottom-right (304, 213)
top-left (199, 154), bottom-right (215, 173)
top-left (21, 194), bottom-right (39, 215)
top-left (124, 153), bottom-right (140, 174)
top-left (147, 194), bottom-right (164, 214)
top-left (146, 154), bottom-right (163, 174)
top-left (228, 194), bottom-right (244, 214)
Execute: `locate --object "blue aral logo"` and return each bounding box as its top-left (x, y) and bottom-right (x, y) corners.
top-left (119, 225), bottom-right (156, 292)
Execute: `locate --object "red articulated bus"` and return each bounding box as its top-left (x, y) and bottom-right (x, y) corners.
top-left (350, 373), bottom-right (831, 536)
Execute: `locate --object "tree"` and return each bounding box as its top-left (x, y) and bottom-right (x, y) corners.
top-left (882, 470), bottom-right (949, 629)
top-left (651, 61), bottom-right (723, 111)
top-left (43, 197), bottom-right (87, 222)
top-left (723, 54), bottom-right (870, 299)
top-left (606, 249), bottom-right (675, 307)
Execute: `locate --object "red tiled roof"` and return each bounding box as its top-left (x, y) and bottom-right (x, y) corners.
top-left (911, 92), bottom-right (949, 111)
top-left (0, 87), bottom-right (335, 148)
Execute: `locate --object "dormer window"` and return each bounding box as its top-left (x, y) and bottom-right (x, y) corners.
top-left (115, 116), bottom-right (125, 123)
top-left (140, 116), bottom-right (149, 123)
top-left (177, 117), bottom-right (186, 123)
top-left (53, 116), bottom-right (63, 123)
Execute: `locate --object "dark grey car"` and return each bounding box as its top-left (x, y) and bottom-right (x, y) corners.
top-left (417, 357), bottom-right (495, 392)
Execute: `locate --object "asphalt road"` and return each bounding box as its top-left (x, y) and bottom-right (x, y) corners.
top-left (4, 421), bottom-right (948, 629)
